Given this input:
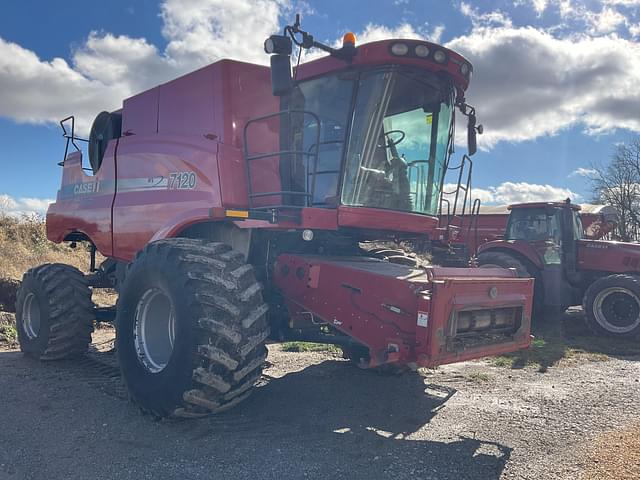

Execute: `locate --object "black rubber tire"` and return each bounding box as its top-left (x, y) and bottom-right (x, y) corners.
top-left (15, 264), bottom-right (94, 360)
top-left (477, 250), bottom-right (545, 317)
top-left (115, 238), bottom-right (269, 418)
top-left (583, 274), bottom-right (640, 338)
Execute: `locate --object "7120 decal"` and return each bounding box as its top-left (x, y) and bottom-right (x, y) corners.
top-left (168, 172), bottom-right (196, 190)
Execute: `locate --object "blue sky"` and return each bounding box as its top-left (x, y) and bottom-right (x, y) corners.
top-left (0, 0), bottom-right (639, 215)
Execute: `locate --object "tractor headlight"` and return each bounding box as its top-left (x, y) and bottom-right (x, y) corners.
top-left (414, 44), bottom-right (430, 58)
top-left (390, 43), bottom-right (409, 56)
top-left (433, 50), bottom-right (447, 64)
top-left (460, 63), bottom-right (470, 76)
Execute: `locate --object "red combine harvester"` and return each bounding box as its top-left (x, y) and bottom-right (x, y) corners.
top-left (452, 200), bottom-right (639, 338)
top-left (16, 16), bottom-right (533, 417)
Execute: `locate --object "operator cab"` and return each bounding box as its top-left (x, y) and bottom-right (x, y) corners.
top-left (280, 67), bottom-right (453, 215)
top-left (505, 201), bottom-right (582, 265)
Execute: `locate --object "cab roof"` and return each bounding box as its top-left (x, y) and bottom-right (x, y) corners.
top-left (508, 201), bottom-right (581, 211)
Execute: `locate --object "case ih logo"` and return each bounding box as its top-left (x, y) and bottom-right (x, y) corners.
top-left (73, 181), bottom-right (100, 194)
top-left (584, 242), bottom-right (609, 249)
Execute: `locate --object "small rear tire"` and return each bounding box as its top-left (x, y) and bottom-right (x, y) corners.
top-left (15, 264), bottom-right (94, 360)
top-left (116, 238), bottom-right (269, 418)
top-left (583, 274), bottom-right (640, 337)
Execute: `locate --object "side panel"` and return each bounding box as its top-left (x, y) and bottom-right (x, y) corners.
top-left (46, 143), bottom-right (117, 256)
top-left (577, 239), bottom-right (640, 274)
top-left (111, 135), bottom-right (222, 261)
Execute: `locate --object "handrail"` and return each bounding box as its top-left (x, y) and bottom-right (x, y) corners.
top-left (58, 116), bottom-right (88, 166)
top-left (243, 109), bottom-right (322, 210)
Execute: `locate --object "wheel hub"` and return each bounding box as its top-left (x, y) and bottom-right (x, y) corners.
top-left (21, 292), bottom-right (41, 340)
top-left (133, 288), bottom-right (176, 373)
top-left (593, 287), bottom-right (640, 334)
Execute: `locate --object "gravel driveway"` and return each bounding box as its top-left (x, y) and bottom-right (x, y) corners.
top-left (1, 319), bottom-right (639, 480)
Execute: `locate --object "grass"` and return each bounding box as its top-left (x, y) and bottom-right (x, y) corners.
top-left (280, 341), bottom-right (342, 353)
top-left (491, 310), bottom-right (640, 372)
top-left (0, 213), bottom-right (88, 281)
top-left (0, 313), bottom-right (17, 347)
top-left (467, 372), bottom-right (491, 383)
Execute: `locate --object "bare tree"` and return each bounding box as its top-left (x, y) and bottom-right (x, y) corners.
top-left (591, 138), bottom-right (640, 242)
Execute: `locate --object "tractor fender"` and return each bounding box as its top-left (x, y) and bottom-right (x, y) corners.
top-left (477, 240), bottom-right (544, 270)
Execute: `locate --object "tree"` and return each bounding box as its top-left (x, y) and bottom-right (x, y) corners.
top-left (591, 138), bottom-right (640, 242)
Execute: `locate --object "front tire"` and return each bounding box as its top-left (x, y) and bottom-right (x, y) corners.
top-left (583, 274), bottom-right (640, 337)
top-left (15, 264), bottom-right (94, 360)
top-left (116, 239), bottom-right (269, 418)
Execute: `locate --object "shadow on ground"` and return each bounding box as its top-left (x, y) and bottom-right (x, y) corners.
top-left (0, 350), bottom-right (512, 480)
top-left (494, 307), bottom-right (640, 371)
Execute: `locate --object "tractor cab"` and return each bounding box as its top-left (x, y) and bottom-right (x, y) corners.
top-left (504, 201), bottom-right (582, 266)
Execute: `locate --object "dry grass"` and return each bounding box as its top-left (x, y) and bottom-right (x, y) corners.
top-left (0, 214), bottom-right (88, 281)
top-left (582, 422), bottom-right (640, 479)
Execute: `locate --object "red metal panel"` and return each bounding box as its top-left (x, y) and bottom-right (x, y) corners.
top-left (122, 88), bottom-right (159, 136)
top-left (46, 143), bottom-right (117, 256)
top-left (477, 240), bottom-right (545, 269)
top-left (338, 206), bottom-right (439, 234)
top-left (158, 65), bottom-right (217, 138)
top-left (577, 239), bottom-right (640, 273)
top-left (111, 134), bottom-right (222, 261)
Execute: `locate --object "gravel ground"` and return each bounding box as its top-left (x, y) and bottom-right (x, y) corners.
top-left (1, 322), bottom-right (639, 480)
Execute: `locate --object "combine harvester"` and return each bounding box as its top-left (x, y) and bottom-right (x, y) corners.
top-left (15, 16), bottom-right (533, 417)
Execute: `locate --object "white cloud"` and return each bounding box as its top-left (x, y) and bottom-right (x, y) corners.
top-left (445, 182), bottom-right (580, 205)
top-left (0, 194), bottom-right (52, 217)
top-left (0, 0), bottom-right (638, 149)
top-left (570, 167), bottom-right (597, 177)
top-left (0, 0), bottom-right (288, 135)
top-left (446, 27), bottom-right (640, 146)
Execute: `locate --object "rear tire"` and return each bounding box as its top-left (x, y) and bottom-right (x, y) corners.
top-left (477, 250), bottom-right (545, 318)
top-left (583, 274), bottom-right (640, 337)
top-left (15, 264), bottom-right (94, 360)
top-left (116, 238), bottom-right (269, 418)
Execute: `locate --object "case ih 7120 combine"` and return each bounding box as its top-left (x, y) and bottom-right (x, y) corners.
top-left (16, 17), bottom-right (533, 417)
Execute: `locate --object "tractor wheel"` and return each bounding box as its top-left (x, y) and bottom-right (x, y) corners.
top-left (583, 274), bottom-right (640, 337)
top-left (115, 238), bottom-right (269, 418)
top-left (477, 251), bottom-right (545, 317)
top-left (15, 264), bottom-right (94, 360)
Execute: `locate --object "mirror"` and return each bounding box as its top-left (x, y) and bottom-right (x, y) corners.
top-left (467, 113), bottom-right (477, 156)
top-left (270, 54), bottom-right (293, 96)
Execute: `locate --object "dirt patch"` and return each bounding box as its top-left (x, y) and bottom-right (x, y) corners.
top-left (0, 278), bottom-right (19, 312)
top-left (0, 311), bottom-right (17, 348)
top-left (581, 422), bottom-right (640, 479)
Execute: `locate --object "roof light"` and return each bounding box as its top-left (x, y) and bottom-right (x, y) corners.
top-left (433, 50), bottom-right (447, 63)
top-left (343, 32), bottom-right (356, 46)
top-left (390, 43), bottom-right (409, 56)
top-left (414, 44), bottom-right (430, 58)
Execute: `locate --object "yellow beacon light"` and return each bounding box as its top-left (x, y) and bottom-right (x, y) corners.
top-left (343, 32), bottom-right (356, 47)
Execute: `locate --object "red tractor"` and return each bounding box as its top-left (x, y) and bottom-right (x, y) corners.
top-left (475, 200), bottom-right (640, 338)
top-left (15, 17), bottom-right (533, 418)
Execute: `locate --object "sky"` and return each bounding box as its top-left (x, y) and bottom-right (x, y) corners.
top-left (0, 0), bottom-right (639, 216)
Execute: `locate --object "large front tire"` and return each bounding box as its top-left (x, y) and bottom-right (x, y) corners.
top-left (15, 264), bottom-right (94, 360)
top-left (116, 239), bottom-right (269, 418)
top-left (583, 274), bottom-right (640, 337)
